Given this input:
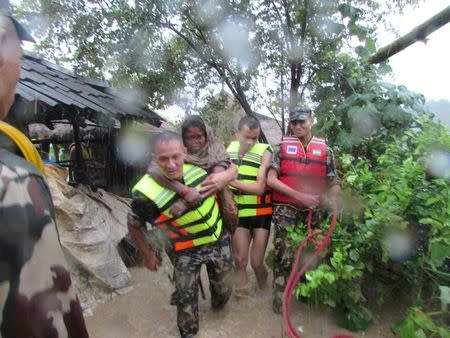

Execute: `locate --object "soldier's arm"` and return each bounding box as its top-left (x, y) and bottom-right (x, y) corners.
top-left (324, 147), bottom-right (341, 204)
top-left (1, 166), bottom-right (90, 337)
top-left (229, 149), bottom-right (272, 195)
top-left (127, 196), bottom-right (161, 271)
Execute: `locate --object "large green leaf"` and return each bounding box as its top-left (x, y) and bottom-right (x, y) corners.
top-left (410, 308), bottom-right (437, 333)
top-left (430, 241), bottom-right (450, 268)
top-left (365, 37), bottom-right (376, 53)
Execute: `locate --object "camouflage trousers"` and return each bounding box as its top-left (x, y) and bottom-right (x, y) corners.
top-left (168, 232), bottom-right (233, 337)
top-left (271, 205), bottom-right (330, 313)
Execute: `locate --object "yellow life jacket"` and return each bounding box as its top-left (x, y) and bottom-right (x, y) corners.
top-left (226, 141), bottom-right (272, 218)
top-left (132, 164), bottom-right (222, 251)
top-left (0, 121), bottom-right (44, 174)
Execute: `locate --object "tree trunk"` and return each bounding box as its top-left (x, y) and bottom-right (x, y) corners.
top-left (368, 6), bottom-right (450, 64)
top-left (221, 74), bottom-right (269, 143)
top-left (290, 64), bottom-right (301, 109)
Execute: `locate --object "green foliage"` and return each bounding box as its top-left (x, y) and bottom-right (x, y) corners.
top-left (198, 92), bottom-right (236, 144)
top-left (13, 0), bottom-right (260, 114)
top-left (393, 307), bottom-right (450, 338)
top-left (340, 305), bottom-right (374, 332)
top-left (314, 61), bottom-right (427, 163)
top-left (290, 115), bottom-right (450, 331)
top-left (198, 93), bottom-right (227, 130)
top-left (14, 0), bottom-right (422, 121)
top-left (15, 0), bottom-right (187, 109)
top-left (296, 249), bottom-right (371, 331)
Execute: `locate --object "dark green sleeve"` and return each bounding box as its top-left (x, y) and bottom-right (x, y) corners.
top-left (270, 147), bottom-right (282, 173)
top-left (130, 191), bottom-right (160, 225)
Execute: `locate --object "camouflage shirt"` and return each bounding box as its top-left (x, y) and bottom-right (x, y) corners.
top-left (271, 137), bottom-right (340, 187)
top-left (0, 149), bottom-right (89, 338)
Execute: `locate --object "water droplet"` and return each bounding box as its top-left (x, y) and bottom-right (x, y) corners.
top-left (426, 150), bottom-right (450, 179)
top-left (383, 231), bottom-right (414, 261)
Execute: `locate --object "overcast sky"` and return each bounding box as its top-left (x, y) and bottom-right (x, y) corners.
top-left (378, 1), bottom-right (450, 101)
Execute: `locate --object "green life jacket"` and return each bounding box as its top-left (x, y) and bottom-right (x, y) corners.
top-left (226, 141), bottom-right (272, 218)
top-left (132, 163), bottom-right (222, 251)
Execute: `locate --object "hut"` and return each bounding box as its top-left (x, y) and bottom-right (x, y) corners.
top-left (8, 52), bottom-right (164, 195)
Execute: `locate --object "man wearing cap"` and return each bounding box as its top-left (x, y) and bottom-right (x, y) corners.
top-left (0, 4), bottom-right (89, 337)
top-left (267, 106), bottom-right (340, 314)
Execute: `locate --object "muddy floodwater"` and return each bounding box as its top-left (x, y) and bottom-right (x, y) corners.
top-left (86, 257), bottom-right (406, 338)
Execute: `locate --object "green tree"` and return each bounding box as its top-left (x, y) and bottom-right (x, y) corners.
top-left (15, 0), bottom-right (422, 125)
top-left (198, 91), bottom-right (239, 144)
top-left (253, 0), bottom-right (422, 126)
top-left (15, 0), bottom-right (187, 109)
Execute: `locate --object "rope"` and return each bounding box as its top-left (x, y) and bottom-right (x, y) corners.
top-left (282, 201), bottom-right (342, 338)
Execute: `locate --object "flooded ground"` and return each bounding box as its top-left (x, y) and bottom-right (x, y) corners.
top-left (86, 257), bottom-right (406, 338)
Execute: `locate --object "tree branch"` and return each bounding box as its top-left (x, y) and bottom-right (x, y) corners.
top-left (282, 0), bottom-right (294, 52)
top-left (184, 11), bottom-right (209, 44)
top-left (299, 67), bottom-right (319, 99)
top-left (269, 0), bottom-right (290, 52)
top-left (153, 5), bottom-right (267, 141)
top-left (299, 0), bottom-right (308, 53)
top-left (268, 0), bottom-right (284, 24)
top-left (266, 105), bottom-right (283, 131)
top-left (368, 5), bottom-right (450, 64)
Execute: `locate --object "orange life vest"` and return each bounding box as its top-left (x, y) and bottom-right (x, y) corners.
top-left (272, 135), bottom-right (328, 208)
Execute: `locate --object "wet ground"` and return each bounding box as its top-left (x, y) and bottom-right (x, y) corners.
top-left (85, 258), bottom-right (405, 338)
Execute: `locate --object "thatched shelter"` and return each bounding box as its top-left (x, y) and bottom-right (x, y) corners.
top-left (8, 52), bottom-right (164, 195)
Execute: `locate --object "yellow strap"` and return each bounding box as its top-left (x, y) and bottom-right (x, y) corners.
top-left (0, 121), bottom-right (45, 174)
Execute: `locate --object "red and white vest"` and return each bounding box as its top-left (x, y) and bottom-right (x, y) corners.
top-left (272, 135), bottom-right (328, 208)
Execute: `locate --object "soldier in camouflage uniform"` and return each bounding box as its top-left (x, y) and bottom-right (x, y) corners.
top-left (0, 5), bottom-right (89, 337)
top-left (169, 233), bottom-right (232, 334)
top-left (267, 107), bottom-right (340, 314)
top-left (127, 132), bottom-right (232, 338)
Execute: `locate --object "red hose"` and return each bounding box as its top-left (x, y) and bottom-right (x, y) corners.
top-left (282, 201), bottom-right (341, 338)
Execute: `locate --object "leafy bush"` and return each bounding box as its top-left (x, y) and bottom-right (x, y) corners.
top-left (290, 115), bottom-right (450, 333)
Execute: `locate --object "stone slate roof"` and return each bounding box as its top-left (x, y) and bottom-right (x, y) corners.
top-left (15, 53), bottom-right (162, 126)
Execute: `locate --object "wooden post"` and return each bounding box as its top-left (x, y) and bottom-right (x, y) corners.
top-left (71, 112), bottom-right (89, 184)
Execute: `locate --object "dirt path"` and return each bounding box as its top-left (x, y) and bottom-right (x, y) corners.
top-left (85, 258), bottom-right (404, 338)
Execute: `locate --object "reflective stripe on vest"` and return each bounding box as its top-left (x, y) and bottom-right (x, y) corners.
top-left (132, 164), bottom-right (222, 251)
top-left (272, 136), bottom-right (328, 208)
top-left (227, 141), bottom-right (272, 217)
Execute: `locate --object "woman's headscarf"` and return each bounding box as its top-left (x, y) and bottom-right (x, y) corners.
top-left (181, 115), bottom-right (230, 170)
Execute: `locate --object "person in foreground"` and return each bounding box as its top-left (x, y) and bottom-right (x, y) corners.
top-left (226, 116), bottom-right (273, 296)
top-left (267, 106), bottom-right (341, 314)
top-left (0, 5), bottom-right (89, 337)
top-left (127, 131), bottom-right (233, 338)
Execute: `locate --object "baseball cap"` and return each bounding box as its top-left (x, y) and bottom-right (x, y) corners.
top-left (289, 106), bottom-right (312, 122)
top-left (0, 1), bottom-right (35, 42)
